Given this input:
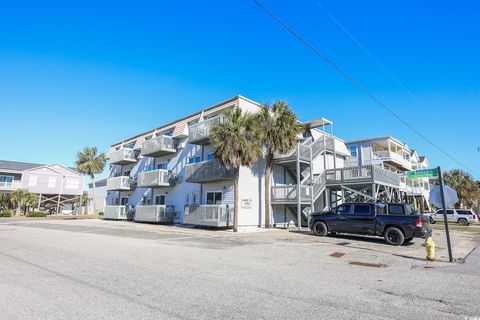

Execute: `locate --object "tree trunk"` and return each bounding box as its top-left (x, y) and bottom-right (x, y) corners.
top-left (264, 151), bottom-right (274, 228)
top-left (91, 175), bottom-right (98, 219)
top-left (233, 168), bottom-right (239, 232)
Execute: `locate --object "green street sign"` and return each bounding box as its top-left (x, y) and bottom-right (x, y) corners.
top-left (407, 169), bottom-right (438, 179)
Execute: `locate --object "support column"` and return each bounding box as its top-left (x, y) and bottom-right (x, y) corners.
top-left (296, 144), bottom-right (301, 231)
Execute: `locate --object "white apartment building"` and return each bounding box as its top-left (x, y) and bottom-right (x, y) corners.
top-left (0, 160), bottom-right (85, 214)
top-left (345, 137), bottom-right (431, 212)
top-left (104, 95), bottom-right (357, 228)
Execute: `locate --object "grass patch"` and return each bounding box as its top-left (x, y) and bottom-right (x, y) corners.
top-left (431, 223), bottom-right (477, 232)
top-left (26, 211), bottom-right (47, 218)
top-left (0, 210), bottom-right (12, 218)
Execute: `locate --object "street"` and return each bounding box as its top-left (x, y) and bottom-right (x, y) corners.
top-left (1, 219), bottom-right (479, 320)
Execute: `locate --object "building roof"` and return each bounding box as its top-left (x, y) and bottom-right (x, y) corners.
top-left (0, 160), bottom-right (44, 172)
top-left (345, 136), bottom-right (409, 149)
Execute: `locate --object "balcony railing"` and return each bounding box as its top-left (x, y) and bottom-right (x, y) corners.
top-left (109, 148), bottom-right (137, 165)
top-left (106, 176), bottom-right (131, 191)
top-left (134, 205), bottom-right (176, 223)
top-left (188, 114), bottom-right (226, 145)
top-left (0, 180), bottom-right (21, 190)
top-left (373, 150), bottom-right (412, 169)
top-left (274, 143), bottom-right (311, 163)
top-left (184, 204), bottom-right (233, 227)
top-left (141, 136), bottom-right (176, 157)
top-left (137, 169), bottom-right (171, 188)
top-left (325, 165), bottom-right (400, 187)
top-left (104, 205), bottom-right (128, 220)
top-left (185, 159), bottom-right (235, 183)
top-left (271, 185), bottom-right (312, 204)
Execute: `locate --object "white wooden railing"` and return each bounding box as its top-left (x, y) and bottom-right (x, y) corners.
top-left (104, 205), bottom-right (128, 220)
top-left (184, 204), bottom-right (233, 227)
top-left (326, 165), bottom-right (400, 187)
top-left (106, 176), bottom-right (131, 191)
top-left (134, 205), bottom-right (175, 223)
top-left (137, 169), bottom-right (170, 187)
top-left (141, 136), bottom-right (176, 157)
top-left (188, 114), bottom-right (226, 144)
top-left (109, 148), bottom-right (137, 165)
top-left (185, 159), bottom-right (235, 183)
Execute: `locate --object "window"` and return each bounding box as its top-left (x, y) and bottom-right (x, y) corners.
top-left (29, 175), bottom-right (38, 187)
top-left (207, 152), bottom-right (215, 161)
top-left (188, 155), bottom-right (201, 164)
top-left (155, 195), bottom-right (166, 205)
top-left (66, 178), bottom-right (79, 189)
top-left (206, 191), bottom-right (222, 205)
top-left (389, 204), bottom-right (405, 215)
top-left (436, 210), bottom-right (454, 215)
top-left (0, 176), bottom-right (14, 186)
top-left (457, 210), bottom-right (473, 216)
top-left (405, 205), bottom-right (414, 215)
top-left (336, 204), bottom-right (352, 214)
top-left (376, 204), bottom-right (387, 215)
top-left (186, 192), bottom-right (200, 205)
top-left (349, 145), bottom-right (357, 157)
top-left (48, 177), bottom-right (57, 188)
top-left (353, 204), bottom-right (371, 215)
top-left (157, 162), bottom-right (168, 170)
top-left (123, 170), bottom-right (131, 176)
top-left (121, 198), bottom-right (129, 205)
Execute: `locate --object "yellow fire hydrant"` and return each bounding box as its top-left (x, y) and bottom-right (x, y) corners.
top-left (425, 235), bottom-right (436, 261)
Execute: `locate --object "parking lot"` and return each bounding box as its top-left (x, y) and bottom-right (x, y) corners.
top-left (0, 219), bottom-right (479, 320)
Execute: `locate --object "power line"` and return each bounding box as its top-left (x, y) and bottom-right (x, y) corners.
top-left (312, 0), bottom-right (441, 122)
top-left (251, 0), bottom-right (480, 178)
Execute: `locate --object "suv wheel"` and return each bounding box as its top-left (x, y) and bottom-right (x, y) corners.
top-left (312, 221), bottom-right (328, 237)
top-left (384, 227), bottom-right (405, 246)
top-left (458, 218), bottom-right (469, 226)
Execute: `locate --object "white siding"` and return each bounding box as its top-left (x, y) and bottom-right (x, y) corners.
top-left (238, 159), bottom-right (265, 227)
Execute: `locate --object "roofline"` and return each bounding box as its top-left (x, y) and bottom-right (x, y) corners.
top-left (345, 136), bottom-right (409, 148)
top-left (25, 163), bottom-right (82, 176)
top-left (111, 95), bottom-right (260, 147)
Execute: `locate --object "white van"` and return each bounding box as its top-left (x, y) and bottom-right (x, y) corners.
top-left (432, 209), bottom-right (479, 226)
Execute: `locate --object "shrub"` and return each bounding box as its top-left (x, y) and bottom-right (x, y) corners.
top-left (26, 211), bottom-right (47, 218)
top-left (0, 210), bottom-right (12, 218)
top-left (98, 211), bottom-right (104, 216)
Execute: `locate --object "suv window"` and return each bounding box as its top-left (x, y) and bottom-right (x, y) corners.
top-left (336, 205), bottom-right (352, 215)
top-left (353, 204), bottom-right (371, 215)
top-left (405, 205), bottom-right (414, 215)
top-left (376, 204), bottom-right (387, 215)
top-left (457, 210), bottom-right (472, 216)
top-left (389, 204), bottom-right (405, 215)
top-left (436, 210), bottom-right (455, 215)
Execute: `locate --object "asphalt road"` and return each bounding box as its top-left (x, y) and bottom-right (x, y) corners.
top-left (0, 219), bottom-right (479, 320)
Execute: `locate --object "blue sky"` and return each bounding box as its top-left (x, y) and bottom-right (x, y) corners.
top-left (1, 0), bottom-right (479, 181)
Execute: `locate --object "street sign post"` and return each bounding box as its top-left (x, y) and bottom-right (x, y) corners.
top-left (437, 167), bottom-right (453, 262)
top-left (409, 167), bottom-right (454, 262)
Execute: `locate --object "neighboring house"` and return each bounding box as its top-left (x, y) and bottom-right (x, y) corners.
top-left (344, 137), bottom-right (431, 212)
top-left (87, 178), bottom-right (107, 214)
top-left (0, 160), bottom-right (85, 214)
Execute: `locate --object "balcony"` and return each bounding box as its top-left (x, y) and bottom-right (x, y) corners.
top-left (137, 169), bottom-right (171, 188)
top-left (106, 176), bottom-right (131, 191)
top-left (271, 185), bottom-right (312, 204)
top-left (134, 205), bottom-right (176, 223)
top-left (109, 148), bottom-right (137, 165)
top-left (141, 136), bottom-right (176, 157)
top-left (325, 165), bottom-right (400, 187)
top-left (188, 114), bottom-right (226, 145)
top-left (104, 205), bottom-right (128, 220)
top-left (0, 180), bottom-right (21, 191)
top-left (274, 143), bottom-right (311, 164)
top-left (185, 159), bottom-right (235, 184)
top-left (372, 150), bottom-right (412, 170)
top-left (184, 204), bottom-right (233, 227)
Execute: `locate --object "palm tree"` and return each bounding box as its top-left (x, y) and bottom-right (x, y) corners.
top-left (443, 169), bottom-right (480, 208)
top-left (10, 189), bottom-right (33, 216)
top-left (76, 147), bottom-right (106, 218)
top-left (210, 109), bottom-right (263, 232)
top-left (255, 101), bottom-right (304, 228)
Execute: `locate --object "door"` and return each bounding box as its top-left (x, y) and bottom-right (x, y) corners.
top-left (154, 194), bottom-right (166, 206)
top-left (329, 204), bottom-right (351, 232)
top-left (345, 204), bottom-right (376, 235)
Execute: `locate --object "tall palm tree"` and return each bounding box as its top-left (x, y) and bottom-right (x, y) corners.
top-left (210, 108), bottom-right (263, 232)
top-left (255, 101), bottom-right (303, 228)
top-left (76, 147), bottom-right (106, 218)
top-left (444, 169), bottom-right (480, 208)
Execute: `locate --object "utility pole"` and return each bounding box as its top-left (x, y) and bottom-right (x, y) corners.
top-left (437, 167), bottom-right (453, 263)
